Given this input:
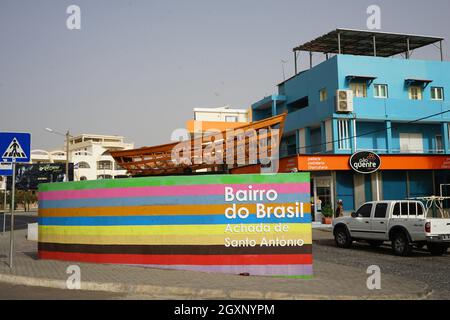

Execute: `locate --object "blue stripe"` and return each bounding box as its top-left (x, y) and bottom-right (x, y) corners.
top-left (38, 194), bottom-right (310, 209)
top-left (38, 213), bottom-right (312, 226)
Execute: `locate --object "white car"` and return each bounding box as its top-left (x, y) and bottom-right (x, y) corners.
top-left (332, 200), bottom-right (450, 256)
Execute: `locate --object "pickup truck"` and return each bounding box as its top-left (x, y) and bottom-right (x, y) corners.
top-left (332, 200), bottom-right (450, 256)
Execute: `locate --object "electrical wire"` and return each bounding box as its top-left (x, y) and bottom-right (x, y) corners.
top-left (279, 108), bottom-right (450, 153)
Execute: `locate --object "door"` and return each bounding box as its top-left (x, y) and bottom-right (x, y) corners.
top-left (314, 176), bottom-right (333, 220)
top-left (348, 203), bottom-right (373, 239)
top-left (371, 202), bottom-right (389, 240)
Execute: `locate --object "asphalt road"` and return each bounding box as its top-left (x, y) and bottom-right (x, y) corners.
top-left (313, 229), bottom-right (450, 300)
top-left (0, 214), bottom-right (448, 300)
top-left (0, 210), bottom-right (37, 233)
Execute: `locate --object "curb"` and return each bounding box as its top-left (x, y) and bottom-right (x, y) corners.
top-left (0, 273), bottom-right (433, 300)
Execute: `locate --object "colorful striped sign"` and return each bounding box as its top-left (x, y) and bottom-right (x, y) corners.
top-left (38, 173), bottom-right (312, 277)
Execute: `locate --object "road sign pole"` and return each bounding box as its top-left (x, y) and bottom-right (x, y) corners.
top-left (9, 160), bottom-right (16, 269)
top-left (2, 184), bottom-right (6, 235)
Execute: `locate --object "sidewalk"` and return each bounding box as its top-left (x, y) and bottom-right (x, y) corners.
top-left (0, 229), bottom-right (431, 300)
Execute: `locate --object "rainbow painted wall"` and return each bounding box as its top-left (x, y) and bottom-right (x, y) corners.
top-left (38, 173), bottom-right (312, 277)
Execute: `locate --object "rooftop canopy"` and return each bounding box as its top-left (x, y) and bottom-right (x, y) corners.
top-left (293, 28), bottom-right (444, 58)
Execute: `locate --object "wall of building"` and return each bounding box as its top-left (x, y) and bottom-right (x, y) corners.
top-left (335, 170), bottom-right (437, 211)
top-left (279, 57), bottom-right (339, 133)
top-left (337, 55), bottom-right (450, 122)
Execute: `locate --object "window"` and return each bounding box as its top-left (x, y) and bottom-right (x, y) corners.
top-left (399, 133), bottom-right (423, 154)
top-left (436, 135), bottom-right (444, 154)
top-left (97, 175), bottom-right (113, 180)
top-left (431, 87), bottom-right (444, 101)
top-left (409, 86), bottom-right (423, 100)
top-left (374, 203), bottom-right (388, 218)
top-left (393, 202), bottom-right (411, 216)
top-left (319, 88), bottom-right (328, 102)
top-left (337, 119), bottom-right (351, 150)
top-left (409, 202), bottom-right (418, 216)
top-left (401, 202), bottom-right (409, 216)
top-left (225, 116), bottom-right (238, 122)
top-left (77, 162), bottom-right (90, 169)
top-left (350, 82), bottom-right (367, 98)
top-left (97, 161), bottom-right (113, 170)
top-left (374, 84), bottom-right (388, 98)
top-left (417, 204), bottom-right (424, 216)
top-left (393, 203), bottom-right (401, 216)
top-left (356, 203), bottom-right (372, 218)
top-left (287, 96), bottom-right (309, 112)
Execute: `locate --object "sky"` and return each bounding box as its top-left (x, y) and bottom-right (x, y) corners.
top-left (1, 0), bottom-right (450, 150)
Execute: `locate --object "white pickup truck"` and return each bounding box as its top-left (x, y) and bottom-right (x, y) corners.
top-left (332, 199), bottom-right (450, 256)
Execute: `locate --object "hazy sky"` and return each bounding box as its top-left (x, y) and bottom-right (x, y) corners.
top-left (1, 0), bottom-right (450, 150)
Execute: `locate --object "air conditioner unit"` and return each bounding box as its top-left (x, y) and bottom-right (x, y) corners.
top-left (336, 90), bottom-right (354, 113)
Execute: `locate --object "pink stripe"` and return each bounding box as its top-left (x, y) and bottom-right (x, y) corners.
top-left (39, 183), bottom-right (309, 201)
top-left (133, 264), bottom-right (313, 276)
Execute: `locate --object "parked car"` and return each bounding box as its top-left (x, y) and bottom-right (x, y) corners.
top-left (332, 200), bottom-right (450, 256)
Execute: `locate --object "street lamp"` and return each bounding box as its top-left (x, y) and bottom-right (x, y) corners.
top-left (45, 128), bottom-right (71, 182)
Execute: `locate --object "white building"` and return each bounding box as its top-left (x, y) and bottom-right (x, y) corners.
top-left (31, 134), bottom-right (134, 181)
top-left (193, 105), bottom-right (250, 123)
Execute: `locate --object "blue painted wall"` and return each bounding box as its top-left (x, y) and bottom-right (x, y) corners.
top-left (409, 171), bottom-right (434, 198)
top-left (276, 57), bottom-right (339, 133)
top-left (336, 172), bottom-right (355, 211)
top-left (337, 55), bottom-right (450, 122)
top-left (356, 122), bottom-right (387, 153)
top-left (252, 54), bottom-right (450, 155)
top-left (382, 171), bottom-right (407, 200)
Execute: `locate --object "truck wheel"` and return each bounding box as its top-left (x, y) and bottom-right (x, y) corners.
top-left (367, 240), bottom-right (383, 248)
top-left (427, 244), bottom-right (449, 256)
top-left (391, 232), bottom-right (412, 256)
top-left (334, 227), bottom-right (352, 248)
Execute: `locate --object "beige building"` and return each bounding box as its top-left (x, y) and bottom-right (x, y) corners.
top-left (186, 106), bottom-right (251, 134)
top-left (31, 134), bottom-right (134, 181)
top-left (193, 105), bottom-right (250, 122)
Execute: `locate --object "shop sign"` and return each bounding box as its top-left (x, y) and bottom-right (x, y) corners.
top-left (349, 151), bottom-right (381, 174)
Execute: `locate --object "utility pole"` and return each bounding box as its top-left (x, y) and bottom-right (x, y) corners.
top-left (66, 130), bottom-right (70, 182)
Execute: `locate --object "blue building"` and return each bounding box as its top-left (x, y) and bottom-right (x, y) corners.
top-left (250, 29), bottom-right (450, 218)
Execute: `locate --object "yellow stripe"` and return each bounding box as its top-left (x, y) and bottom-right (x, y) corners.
top-left (39, 203), bottom-right (312, 217)
top-left (39, 224), bottom-right (312, 245)
top-left (38, 232), bottom-right (312, 245)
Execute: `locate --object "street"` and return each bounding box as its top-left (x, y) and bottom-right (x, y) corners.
top-left (313, 229), bottom-right (450, 300)
top-left (0, 218), bottom-right (448, 299)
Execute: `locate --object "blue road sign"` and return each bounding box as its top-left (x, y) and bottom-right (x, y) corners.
top-left (0, 132), bottom-right (31, 164)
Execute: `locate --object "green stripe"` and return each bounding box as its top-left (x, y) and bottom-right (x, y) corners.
top-left (275, 275), bottom-right (314, 279)
top-left (39, 173), bottom-right (310, 192)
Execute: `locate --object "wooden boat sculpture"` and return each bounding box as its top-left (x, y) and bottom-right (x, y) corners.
top-left (111, 113), bottom-right (286, 176)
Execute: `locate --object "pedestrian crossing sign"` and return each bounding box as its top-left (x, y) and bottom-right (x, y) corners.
top-left (2, 137), bottom-right (27, 159)
top-left (0, 132), bottom-right (31, 164)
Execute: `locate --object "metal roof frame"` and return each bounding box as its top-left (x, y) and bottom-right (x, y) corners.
top-left (292, 28), bottom-right (445, 74)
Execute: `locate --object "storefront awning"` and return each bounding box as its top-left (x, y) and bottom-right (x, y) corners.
top-left (231, 154), bottom-right (450, 174)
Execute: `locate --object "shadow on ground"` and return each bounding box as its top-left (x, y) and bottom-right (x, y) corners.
top-left (0, 214), bottom-right (37, 232)
top-left (313, 238), bottom-right (448, 258)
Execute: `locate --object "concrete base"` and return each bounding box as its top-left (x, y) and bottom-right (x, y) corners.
top-left (27, 223), bottom-right (38, 241)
